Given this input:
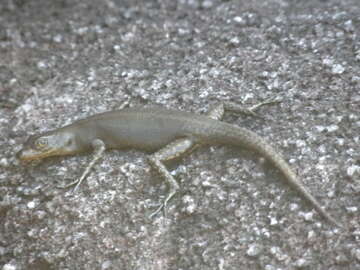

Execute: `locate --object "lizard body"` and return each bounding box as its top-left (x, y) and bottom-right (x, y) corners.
top-left (17, 104), bottom-right (341, 227)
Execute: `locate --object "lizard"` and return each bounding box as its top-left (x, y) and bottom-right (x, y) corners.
top-left (16, 101), bottom-right (342, 227)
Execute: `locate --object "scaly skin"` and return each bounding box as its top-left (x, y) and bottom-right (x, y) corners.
top-left (17, 106), bottom-right (341, 227)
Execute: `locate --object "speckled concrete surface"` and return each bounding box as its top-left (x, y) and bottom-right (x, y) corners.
top-left (0, 0), bottom-right (359, 269)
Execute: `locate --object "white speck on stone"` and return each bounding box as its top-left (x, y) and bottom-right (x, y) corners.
top-left (210, 68), bottom-right (221, 77)
top-left (247, 243), bottom-right (262, 257)
top-left (27, 201), bottom-right (37, 209)
top-left (349, 113), bottom-right (358, 121)
top-left (335, 115), bottom-right (344, 123)
top-left (261, 228), bottom-right (270, 238)
top-left (55, 95), bottom-right (74, 104)
top-left (53, 34), bottom-right (63, 43)
top-left (270, 72), bottom-right (278, 78)
top-left (295, 139), bottom-right (306, 147)
top-left (182, 195), bottom-right (193, 204)
top-left (35, 210), bottom-right (46, 220)
top-left (37, 61), bottom-right (47, 69)
top-left (269, 202), bottom-right (276, 209)
top-left (344, 20), bottom-right (354, 32)
top-left (294, 258), bottom-right (310, 268)
top-left (355, 49), bottom-right (360, 61)
top-left (354, 249), bottom-right (360, 261)
top-left (87, 70), bottom-right (96, 81)
top-left (322, 58), bottom-right (333, 66)
top-left (260, 71), bottom-right (269, 78)
top-left (307, 230), bottom-right (316, 240)
top-left (178, 28), bottom-right (190, 36)
top-left (336, 138), bottom-right (345, 146)
top-left (242, 92), bottom-right (255, 102)
top-left (230, 36), bottom-right (240, 45)
top-left (326, 124), bottom-right (339, 132)
top-left (347, 165), bottom-right (360, 177)
top-left (331, 64), bottom-right (345, 74)
top-left (202, 179), bottom-right (213, 187)
top-left (234, 208), bottom-right (246, 218)
top-left (0, 158), bottom-right (9, 167)
top-left (269, 216), bottom-right (278, 226)
top-left (76, 27), bottom-right (88, 35)
top-left (2, 263), bottom-right (17, 270)
top-left (75, 80), bottom-right (85, 87)
top-left (317, 144), bottom-right (326, 154)
top-left (314, 125), bottom-right (326, 132)
top-left (122, 32), bottom-right (135, 42)
top-left (270, 246), bottom-right (289, 261)
top-left (101, 260), bottom-right (112, 270)
top-left (233, 16), bottom-right (245, 25)
top-left (199, 68), bottom-right (207, 75)
top-left (335, 253), bottom-right (349, 264)
top-left (202, 0), bottom-right (213, 8)
top-left (27, 228), bottom-right (37, 238)
top-left (345, 206), bottom-right (358, 213)
top-left (286, 158), bottom-right (296, 164)
top-left (182, 195), bottom-right (196, 214)
top-left (264, 265), bottom-right (276, 270)
top-left (94, 25), bottom-right (103, 34)
top-left (57, 247), bottom-right (67, 258)
top-left (327, 189), bottom-right (335, 198)
top-left (302, 211), bottom-right (314, 222)
top-left (10, 78), bottom-right (17, 85)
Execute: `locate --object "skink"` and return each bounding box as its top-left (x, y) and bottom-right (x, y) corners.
top-left (17, 102), bottom-right (341, 227)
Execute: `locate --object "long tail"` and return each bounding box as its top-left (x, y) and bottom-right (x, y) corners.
top-left (204, 123), bottom-right (341, 227)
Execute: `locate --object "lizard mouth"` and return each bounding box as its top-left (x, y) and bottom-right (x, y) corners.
top-left (16, 148), bottom-right (60, 163)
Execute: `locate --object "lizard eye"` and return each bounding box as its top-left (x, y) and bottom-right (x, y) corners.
top-left (66, 138), bottom-right (73, 146)
top-left (34, 138), bottom-right (48, 150)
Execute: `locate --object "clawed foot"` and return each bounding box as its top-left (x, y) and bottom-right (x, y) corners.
top-left (239, 97), bottom-right (281, 119)
top-left (149, 203), bottom-right (165, 219)
top-left (56, 179), bottom-right (82, 193)
top-left (250, 96), bottom-right (281, 111)
top-left (148, 192), bottom-right (175, 219)
top-left (245, 96), bottom-right (282, 119)
top-left (223, 96), bottom-right (281, 119)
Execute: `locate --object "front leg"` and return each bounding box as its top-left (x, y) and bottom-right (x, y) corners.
top-left (59, 139), bottom-right (106, 192)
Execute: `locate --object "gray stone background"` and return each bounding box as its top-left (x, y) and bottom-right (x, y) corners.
top-left (0, 0), bottom-right (359, 269)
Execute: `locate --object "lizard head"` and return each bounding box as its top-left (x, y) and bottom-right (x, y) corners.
top-left (17, 130), bottom-right (78, 163)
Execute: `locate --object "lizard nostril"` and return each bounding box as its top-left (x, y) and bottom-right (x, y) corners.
top-left (16, 150), bottom-right (23, 160)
